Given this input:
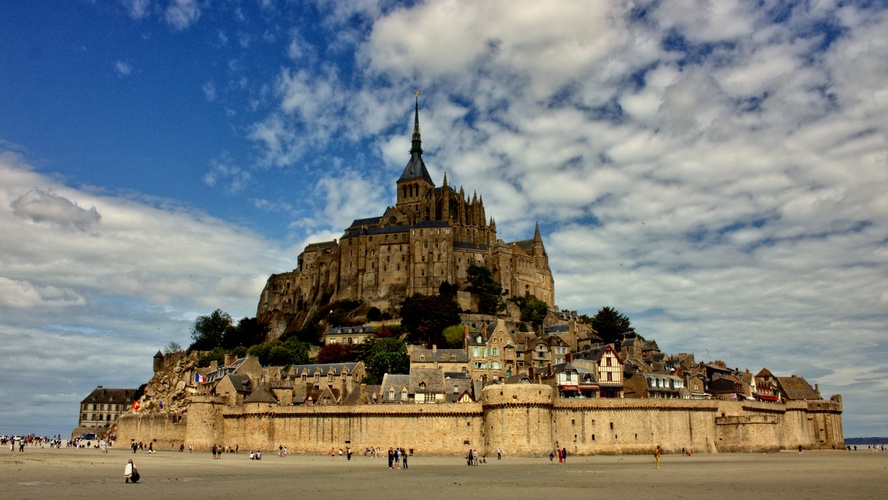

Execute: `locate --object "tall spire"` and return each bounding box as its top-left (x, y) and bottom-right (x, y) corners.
top-left (411, 90), bottom-right (422, 155)
top-left (397, 91), bottom-right (433, 185)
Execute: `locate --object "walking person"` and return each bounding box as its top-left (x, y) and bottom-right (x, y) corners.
top-left (401, 448), bottom-right (408, 469)
top-left (388, 447), bottom-right (394, 469)
top-left (655, 445), bottom-right (661, 469)
top-left (497, 447), bottom-right (502, 460)
top-left (562, 447), bottom-right (567, 465)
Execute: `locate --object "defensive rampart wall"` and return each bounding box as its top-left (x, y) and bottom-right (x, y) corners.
top-left (116, 385), bottom-right (843, 455)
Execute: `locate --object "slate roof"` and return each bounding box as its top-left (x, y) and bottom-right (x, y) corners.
top-left (380, 374), bottom-right (410, 401)
top-left (410, 367), bottom-right (446, 394)
top-left (342, 225), bottom-right (410, 239)
top-left (290, 362), bottom-right (361, 376)
top-left (327, 326), bottom-right (375, 334)
top-left (445, 377), bottom-right (475, 403)
top-left (347, 216), bottom-right (383, 229)
top-left (228, 374), bottom-right (252, 394)
top-left (776, 376), bottom-right (821, 401)
top-left (410, 348), bottom-right (468, 363)
top-left (399, 152), bottom-right (433, 183)
top-left (80, 387), bottom-right (139, 405)
top-left (503, 373), bottom-right (533, 384)
top-left (244, 385), bottom-right (277, 404)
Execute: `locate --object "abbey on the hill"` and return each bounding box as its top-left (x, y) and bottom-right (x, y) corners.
top-left (258, 96), bottom-right (554, 320)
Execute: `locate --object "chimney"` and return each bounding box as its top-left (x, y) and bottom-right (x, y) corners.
top-left (528, 367), bottom-right (534, 379)
top-left (566, 353), bottom-right (572, 363)
top-left (432, 344), bottom-right (437, 353)
top-left (225, 354), bottom-right (236, 367)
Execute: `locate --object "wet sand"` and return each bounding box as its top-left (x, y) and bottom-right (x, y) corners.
top-left (1, 446), bottom-right (886, 499)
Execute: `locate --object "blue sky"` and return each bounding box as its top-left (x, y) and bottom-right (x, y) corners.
top-left (1, 0), bottom-right (886, 438)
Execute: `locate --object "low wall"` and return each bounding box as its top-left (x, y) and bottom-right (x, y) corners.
top-left (116, 385), bottom-right (843, 456)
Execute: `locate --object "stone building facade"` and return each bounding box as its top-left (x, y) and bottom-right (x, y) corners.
top-left (78, 386), bottom-right (139, 430)
top-left (257, 98), bottom-right (554, 323)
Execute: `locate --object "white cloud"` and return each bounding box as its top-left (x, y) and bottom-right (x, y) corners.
top-left (202, 81), bottom-right (216, 101)
top-left (165, 0), bottom-right (201, 31)
top-left (0, 277), bottom-right (85, 308)
top-left (11, 188), bottom-right (101, 232)
top-left (0, 153), bottom-right (291, 433)
top-left (122, 0), bottom-right (152, 20)
top-left (115, 61), bottom-right (133, 77)
top-left (203, 157), bottom-right (252, 194)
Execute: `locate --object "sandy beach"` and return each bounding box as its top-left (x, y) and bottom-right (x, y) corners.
top-left (1, 446), bottom-right (885, 499)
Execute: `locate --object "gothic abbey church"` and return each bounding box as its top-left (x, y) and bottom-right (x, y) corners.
top-left (257, 98), bottom-right (555, 328)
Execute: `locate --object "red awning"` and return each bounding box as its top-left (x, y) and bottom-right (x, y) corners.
top-left (560, 385), bottom-right (580, 391)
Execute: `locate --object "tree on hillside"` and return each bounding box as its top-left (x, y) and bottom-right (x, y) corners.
top-left (164, 341), bottom-right (183, 355)
top-left (247, 337), bottom-right (309, 366)
top-left (441, 324), bottom-right (466, 349)
top-left (466, 265), bottom-right (504, 315)
top-left (221, 316), bottom-right (269, 349)
top-left (189, 309), bottom-right (233, 351)
top-left (517, 295), bottom-right (550, 333)
top-left (589, 306), bottom-right (635, 345)
top-left (438, 280), bottom-right (459, 299)
top-left (355, 337), bottom-right (409, 384)
top-left (317, 343), bottom-right (357, 363)
top-left (400, 294), bottom-right (461, 344)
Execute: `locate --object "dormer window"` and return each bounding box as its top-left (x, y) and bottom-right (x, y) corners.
top-left (419, 381), bottom-right (426, 389)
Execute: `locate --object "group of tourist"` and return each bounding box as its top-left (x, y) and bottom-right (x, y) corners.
top-left (466, 449), bottom-right (483, 465)
top-left (130, 441), bottom-right (155, 454)
top-left (387, 447), bottom-right (408, 469)
top-left (3, 434), bottom-right (67, 450)
top-left (549, 447), bottom-right (568, 465)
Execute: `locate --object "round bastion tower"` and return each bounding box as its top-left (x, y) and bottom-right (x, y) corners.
top-left (482, 384), bottom-right (554, 457)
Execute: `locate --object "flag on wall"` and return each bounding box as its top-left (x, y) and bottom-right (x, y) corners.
top-left (194, 373), bottom-right (206, 383)
top-left (132, 400), bottom-right (140, 412)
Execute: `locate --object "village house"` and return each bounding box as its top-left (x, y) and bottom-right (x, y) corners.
top-left (573, 345), bottom-right (624, 398)
top-left (324, 325), bottom-right (376, 346)
top-left (465, 320), bottom-right (518, 382)
top-left (379, 373), bottom-right (410, 403)
top-left (78, 386), bottom-right (139, 430)
top-left (409, 344), bottom-right (469, 374)
top-left (540, 362), bottom-right (599, 398)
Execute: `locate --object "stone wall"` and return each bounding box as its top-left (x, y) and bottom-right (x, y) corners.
top-left (114, 413), bottom-right (187, 450)
top-left (116, 384), bottom-right (843, 456)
